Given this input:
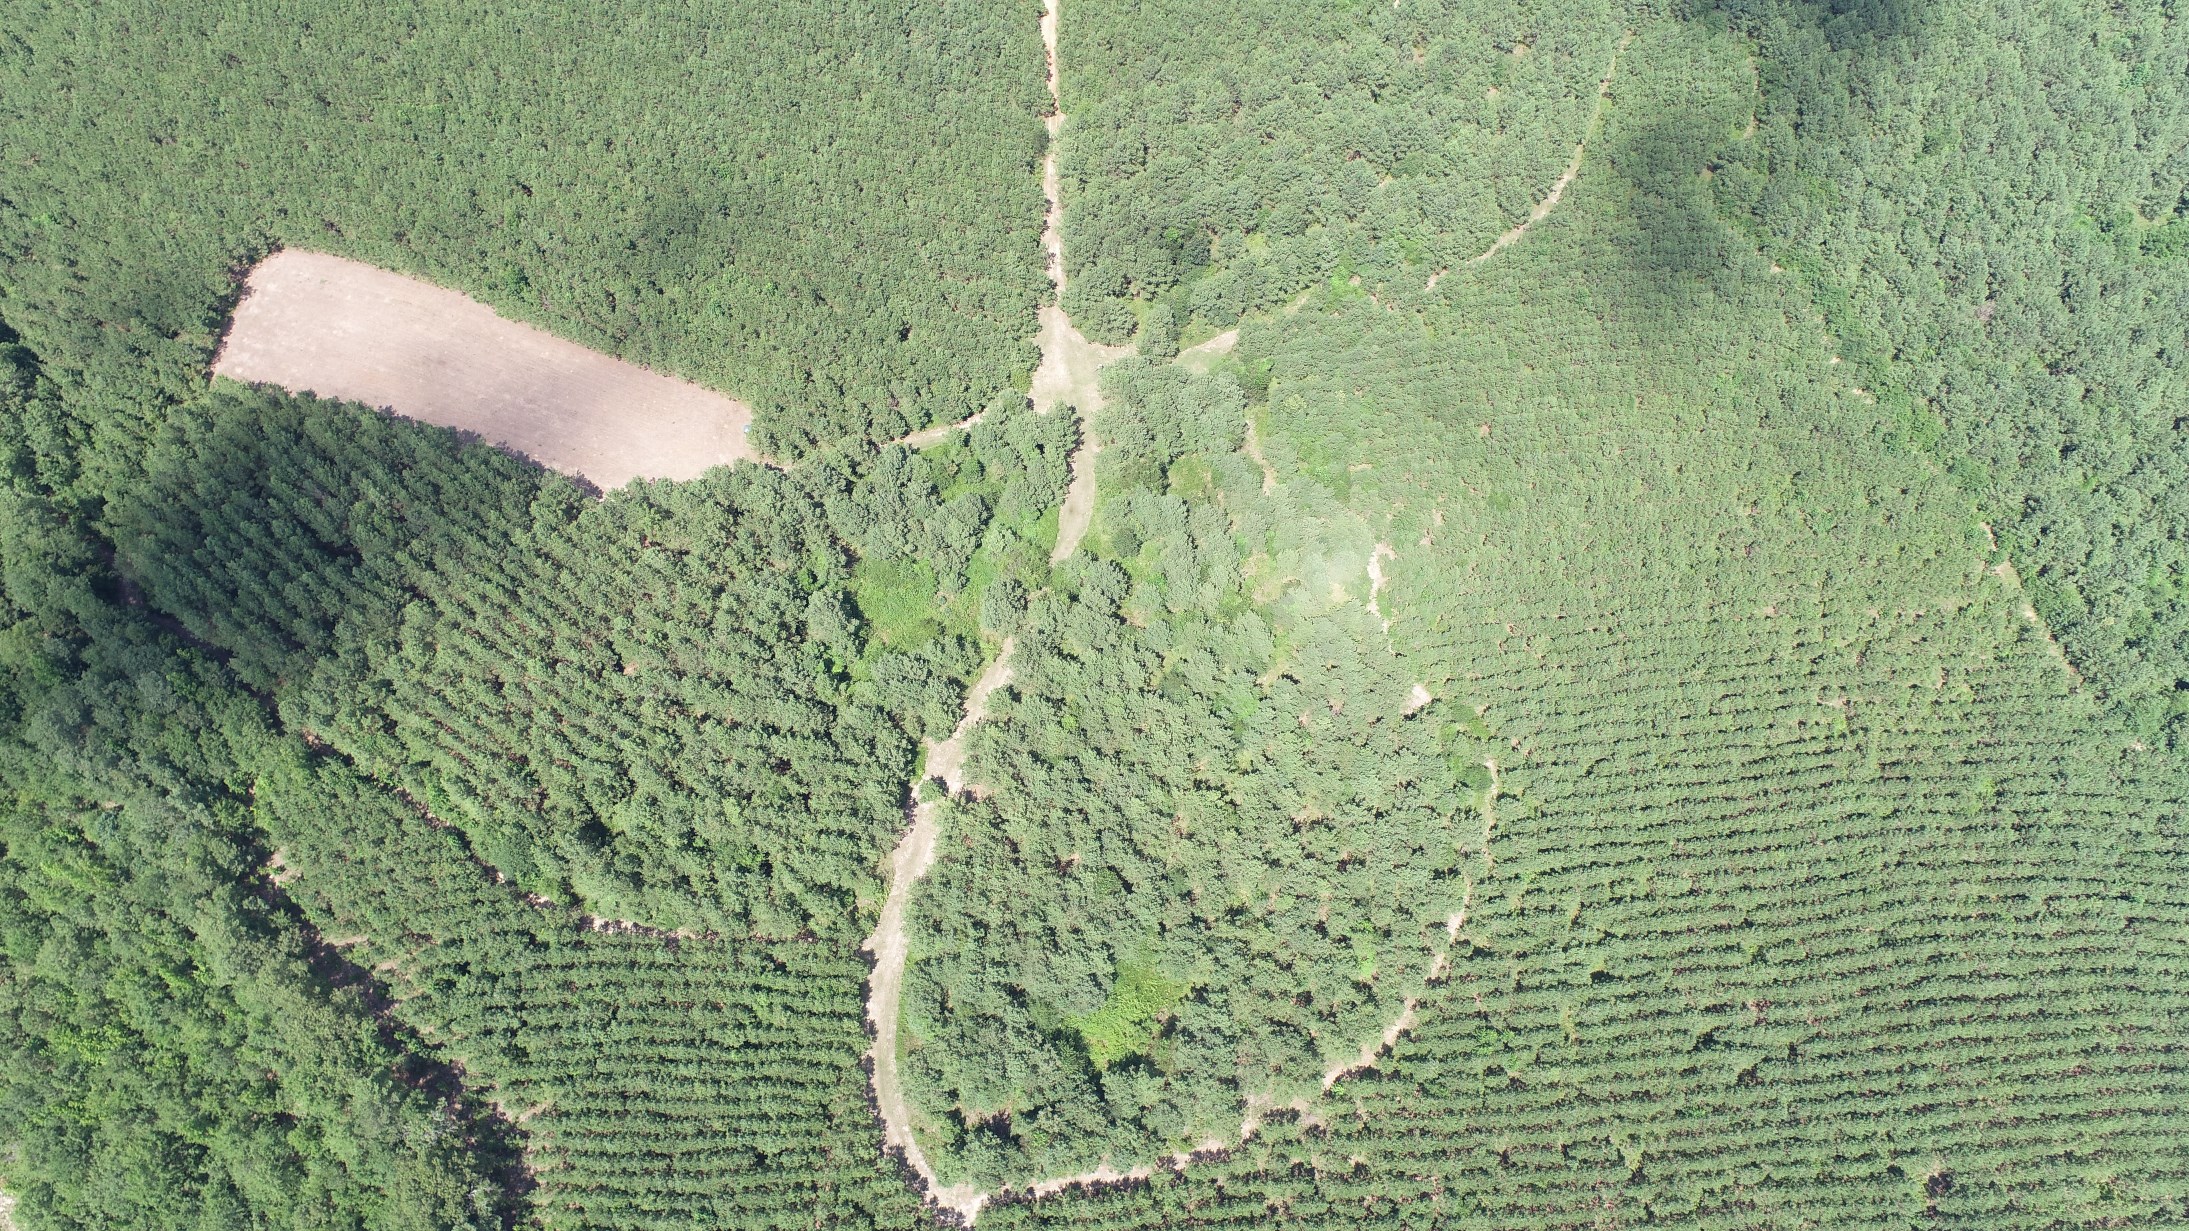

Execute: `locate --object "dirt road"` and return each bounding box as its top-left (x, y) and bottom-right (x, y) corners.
top-left (863, 641), bottom-right (1017, 1223)
top-left (1031, 0), bottom-right (1132, 562)
top-left (216, 250), bottom-right (757, 489)
top-left (862, 0), bottom-right (1133, 1215)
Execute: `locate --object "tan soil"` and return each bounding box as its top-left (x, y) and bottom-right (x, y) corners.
top-left (1242, 417), bottom-right (1279, 493)
top-left (864, 0), bottom-right (1136, 1215)
top-left (215, 250), bottom-right (758, 490)
top-left (1989, 558), bottom-right (2085, 686)
top-left (864, 639), bottom-right (1017, 1224)
top-left (924, 643), bottom-right (1019, 796)
top-left (1012, 1136), bottom-right (1228, 1201)
top-left (863, 790), bottom-right (989, 1222)
top-left (1175, 328), bottom-right (1239, 371)
top-left (896, 411), bottom-right (986, 449)
top-left (1323, 1001), bottom-right (1420, 1090)
top-left (1041, 302), bottom-right (1132, 562)
top-left (1479, 758), bottom-right (1503, 869)
top-left (1365, 543), bottom-right (1397, 630)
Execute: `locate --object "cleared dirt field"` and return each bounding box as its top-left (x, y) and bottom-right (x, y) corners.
top-left (215, 250), bottom-right (757, 489)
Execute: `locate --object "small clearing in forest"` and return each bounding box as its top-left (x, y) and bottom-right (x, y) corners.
top-left (216, 250), bottom-right (758, 490)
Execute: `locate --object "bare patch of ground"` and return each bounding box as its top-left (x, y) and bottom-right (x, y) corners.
top-left (1479, 758), bottom-right (1503, 869)
top-left (267, 848), bottom-right (300, 886)
top-left (1322, 1000), bottom-right (1419, 1091)
top-left (1242, 417), bottom-right (1279, 493)
top-left (1042, 305), bottom-right (1131, 563)
top-left (896, 411), bottom-right (986, 449)
top-left (863, 791), bottom-right (989, 1223)
top-left (1988, 557), bottom-right (2085, 687)
top-left (1174, 328), bottom-right (1239, 373)
top-left (215, 250), bottom-right (758, 490)
top-left (1011, 1137), bottom-right (1229, 1202)
top-left (925, 642), bottom-right (1018, 795)
top-left (1365, 543), bottom-right (1397, 631)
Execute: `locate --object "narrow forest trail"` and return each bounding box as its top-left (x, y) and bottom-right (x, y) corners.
top-left (1428, 30), bottom-right (1633, 287)
top-left (894, 410), bottom-right (984, 449)
top-left (863, 5), bottom-right (1491, 1216)
top-left (1175, 327), bottom-right (1239, 368)
top-left (862, 643), bottom-right (1016, 1223)
top-left (1032, 0), bottom-right (1133, 561)
top-left (861, 0), bottom-right (1121, 1218)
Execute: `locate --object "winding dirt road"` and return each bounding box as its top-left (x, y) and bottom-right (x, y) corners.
top-left (862, 0), bottom-right (1121, 1216)
top-left (1031, 0), bottom-right (1133, 561)
top-left (862, 643), bottom-right (1016, 1222)
top-left (861, 7), bottom-right (1470, 1217)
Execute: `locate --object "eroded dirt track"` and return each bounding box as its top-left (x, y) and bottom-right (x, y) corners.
top-left (863, 640), bottom-right (1018, 1223)
top-left (860, 0), bottom-right (1141, 1216)
top-left (1428, 30), bottom-right (1633, 286)
top-left (216, 250), bottom-right (757, 489)
top-left (1032, 0), bottom-right (1132, 561)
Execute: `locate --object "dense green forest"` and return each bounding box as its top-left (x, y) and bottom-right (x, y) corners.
top-left (0, 446), bottom-right (933, 1227)
top-left (109, 384), bottom-right (921, 935)
top-left (1056, 0), bottom-right (1630, 344)
top-left (0, 0), bottom-right (1049, 458)
top-left (1715, 0), bottom-right (2189, 746)
top-left (2, 0), bottom-right (2187, 1227)
top-left (0, 330), bottom-right (1077, 1223)
top-left (899, 0), bottom-right (2189, 1219)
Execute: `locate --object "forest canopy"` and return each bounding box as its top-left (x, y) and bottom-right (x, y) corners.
top-left (1, 0), bottom-right (2185, 1228)
top-left (0, 0), bottom-right (1050, 458)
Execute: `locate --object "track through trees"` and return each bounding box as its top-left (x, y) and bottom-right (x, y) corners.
top-left (861, 0), bottom-right (1125, 1218)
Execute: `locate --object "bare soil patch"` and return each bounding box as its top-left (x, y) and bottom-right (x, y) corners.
top-left (1175, 328), bottom-right (1239, 372)
top-left (897, 411), bottom-right (986, 449)
top-left (216, 250), bottom-right (758, 490)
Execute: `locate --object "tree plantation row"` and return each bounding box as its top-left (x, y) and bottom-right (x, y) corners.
top-left (0, 0), bottom-right (2185, 1228)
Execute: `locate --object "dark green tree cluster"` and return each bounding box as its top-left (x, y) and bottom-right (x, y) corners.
top-left (106, 383), bottom-right (914, 935)
top-left (0, 404), bottom-right (517, 1228)
top-left (0, 0), bottom-right (1049, 459)
top-left (1713, 0), bottom-right (2189, 745)
top-left (252, 753), bottom-right (932, 1231)
top-left (96, 382), bottom-right (1081, 938)
top-left (1, 0), bottom-right (2187, 1226)
top-left (1055, 0), bottom-right (1629, 344)
top-left (0, 335), bottom-right (953, 1230)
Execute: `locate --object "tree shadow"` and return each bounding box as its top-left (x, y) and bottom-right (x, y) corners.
top-left (1594, 113), bottom-right (1750, 335)
top-left (1716, 0), bottom-right (1933, 49)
